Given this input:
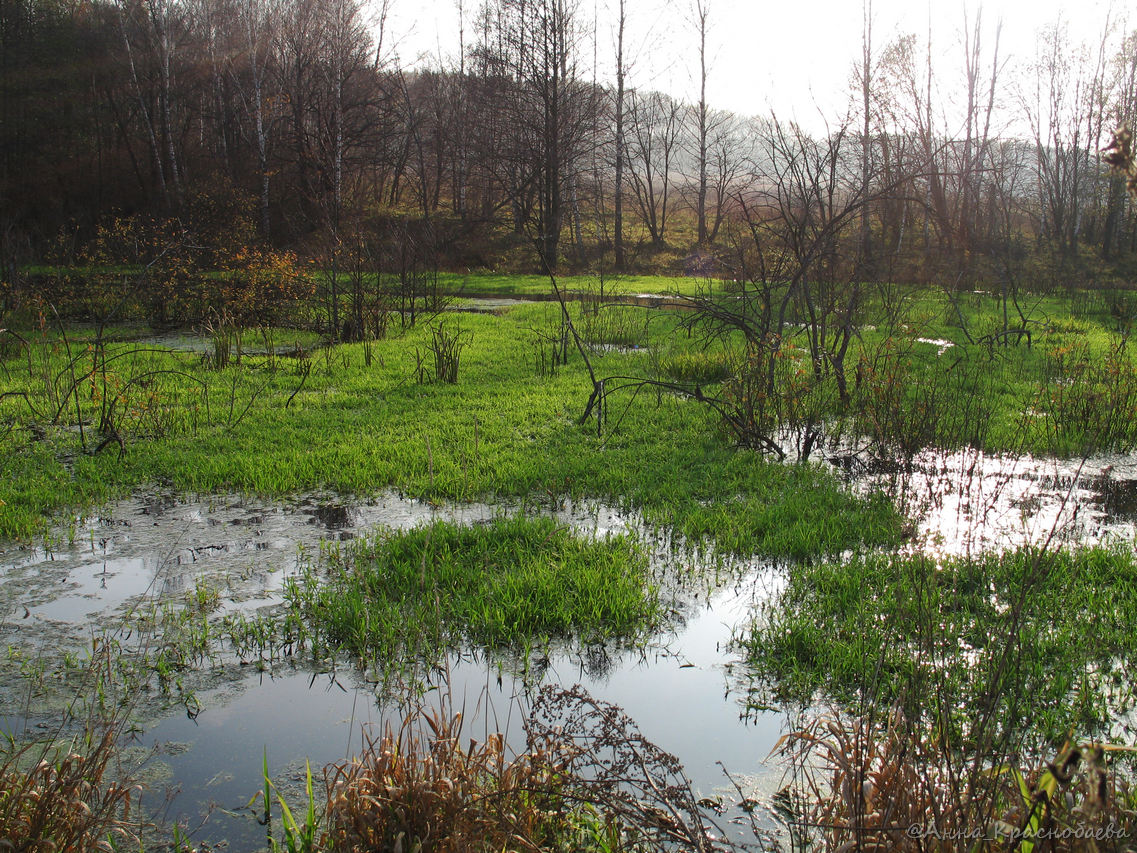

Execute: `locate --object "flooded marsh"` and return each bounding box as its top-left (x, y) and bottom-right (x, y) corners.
top-left (3, 441), bottom-right (1137, 849)
top-left (6, 288), bottom-right (1137, 849)
top-left (0, 488), bottom-right (792, 847)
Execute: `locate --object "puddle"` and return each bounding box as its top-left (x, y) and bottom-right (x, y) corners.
top-left (145, 568), bottom-right (786, 849)
top-left (915, 336), bottom-right (955, 355)
top-left (0, 490), bottom-right (786, 848)
top-left (447, 296), bottom-right (538, 313)
top-left (856, 448), bottom-right (1137, 556)
top-left (0, 490), bottom-right (544, 637)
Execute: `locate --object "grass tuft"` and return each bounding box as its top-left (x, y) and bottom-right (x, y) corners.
top-left (286, 516), bottom-right (661, 669)
top-left (738, 546), bottom-right (1137, 744)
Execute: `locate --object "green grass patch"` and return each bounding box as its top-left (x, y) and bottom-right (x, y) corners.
top-left (0, 303), bottom-right (900, 559)
top-left (691, 282), bottom-right (1137, 456)
top-left (435, 271), bottom-right (714, 297)
top-left (654, 348), bottom-right (733, 385)
top-left (736, 545), bottom-right (1137, 745)
top-left (285, 517), bottom-right (660, 666)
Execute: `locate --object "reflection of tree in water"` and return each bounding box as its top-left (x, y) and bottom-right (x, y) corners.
top-left (579, 643), bottom-right (614, 681)
top-left (310, 502), bottom-right (352, 530)
top-left (847, 447), bottom-right (1137, 557)
top-left (1091, 472), bottom-right (1137, 521)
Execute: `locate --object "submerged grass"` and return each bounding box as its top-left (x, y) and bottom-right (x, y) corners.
top-left (434, 271), bottom-right (708, 297)
top-left (8, 280), bottom-right (1137, 850)
top-left (18, 284), bottom-right (1130, 557)
top-left (287, 516), bottom-right (661, 668)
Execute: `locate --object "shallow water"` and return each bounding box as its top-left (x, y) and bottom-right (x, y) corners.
top-left (0, 490), bottom-right (787, 848)
top-left (3, 447), bottom-right (1136, 849)
top-left (145, 571), bottom-right (785, 849)
top-left (857, 447), bottom-right (1137, 556)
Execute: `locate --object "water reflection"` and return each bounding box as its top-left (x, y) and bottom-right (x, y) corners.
top-left (4, 447), bottom-right (1136, 849)
top-left (0, 488), bottom-right (792, 848)
top-left (852, 448), bottom-right (1137, 556)
top-left (144, 578), bottom-right (785, 850)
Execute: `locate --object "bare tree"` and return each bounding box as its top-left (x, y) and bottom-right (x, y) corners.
top-left (691, 0), bottom-right (709, 245)
top-left (704, 108), bottom-right (744, 243)
top-left (956, 6), bottom-right (1003, 254)
top-left (669, 118), bottom-right (907, 455)
top-left (859, 0), bottom-right (874, 271)
top-left (1102, 32), bottom-right (1137, 256)
top-left (612, 0), bottom-right (627, 268)
top-left (112, 0), bottom-right (188, 208)
top-left (234, 0), bottom-right (279, 236)
top-left (483, 0), bottom-right (600, 271)
top-left (626, 90), bottom-right (682, 247)
top-left (1023, 18), bottom-right (1091, 258)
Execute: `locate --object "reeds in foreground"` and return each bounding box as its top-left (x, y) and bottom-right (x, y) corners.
top-left (774, 708), bottom-right (1137, 852)
top-left (0, 655), bottom-right (139, 852)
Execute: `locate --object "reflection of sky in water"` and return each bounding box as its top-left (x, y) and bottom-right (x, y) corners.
top-left (30, 556), bottom-right (153, 622)
top-left (859, 449), bottom-right (1137, 557)
top-left (5, 453), bottom-right (1137, 848)
top-left (0, 491), bottom-right (518, 629)
top-left (146, 567), bottom-right (787, 850)
top-left (1, 489), bottom-right (789, 847)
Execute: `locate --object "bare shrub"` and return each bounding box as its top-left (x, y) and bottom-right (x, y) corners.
top-left (322, 684), bottom-right (743, 852)
top-left (525, 684), bottom-right (727, 852)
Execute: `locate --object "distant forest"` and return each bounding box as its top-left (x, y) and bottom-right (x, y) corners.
top-left (1, 0), bottom-right (1136, 284)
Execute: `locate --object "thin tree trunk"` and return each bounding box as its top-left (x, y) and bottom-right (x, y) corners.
top-left (613, 0), bottom-right (626, 269)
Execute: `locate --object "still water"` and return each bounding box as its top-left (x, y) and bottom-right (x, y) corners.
top-left (2, 447), bottom-right (1135, 848)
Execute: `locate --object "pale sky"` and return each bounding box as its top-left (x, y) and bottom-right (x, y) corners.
top-left (378, 0), bottom-right (1128, 132)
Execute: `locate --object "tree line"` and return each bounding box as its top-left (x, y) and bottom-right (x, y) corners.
top-left (0, 0), bottom-right (1135, 286)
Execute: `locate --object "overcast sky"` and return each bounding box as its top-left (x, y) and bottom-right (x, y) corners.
top-left (378, 0), bottom-right (1128, 131)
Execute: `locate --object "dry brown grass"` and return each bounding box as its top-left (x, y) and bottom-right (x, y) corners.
top-left (525, 685), bottom-right (725, 853)
top-left (775, 709), bottom-right (1137, 852)
top-left (0, 646), bottom-right (142, 853)
top-left (0, 723), bottom-right (138, 852)
top-left (321, 684), bottom-right (733, 852)
top-left (323, 702), bottom-right (589, 852)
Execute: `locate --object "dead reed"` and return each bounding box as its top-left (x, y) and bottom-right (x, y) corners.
top-left (0, 654), bottom-right (140, 852)
top-left (774, 708), bottom-right (1137, 851)
top-left (324, 701), bottom-right (587, 852)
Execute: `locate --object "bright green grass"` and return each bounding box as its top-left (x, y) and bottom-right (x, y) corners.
top-left (736, 546), bottom-right (1137, 744)
top-left (23, 265), bottom-right (707, 299)
top-left (435, 271), bottom-right (710, 297)
top-left (8, 283), bottom-right (1130, 549)
top-left (849, 288), bottom-right (1137, 454)
top-left (0, 302), bottom-right (901, 555)
top-left (691, 282), bottom-right (1137, 455)
top-left (286, 516), bottom-right (659, 664)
